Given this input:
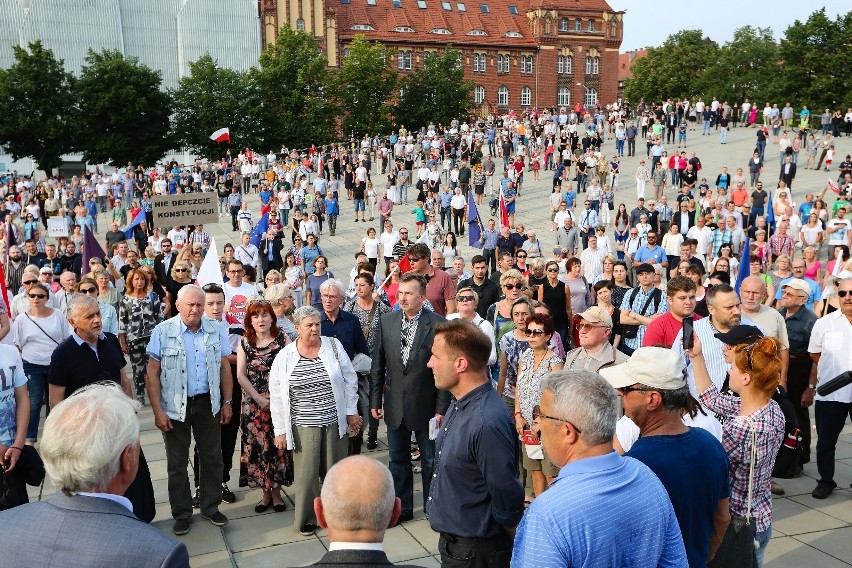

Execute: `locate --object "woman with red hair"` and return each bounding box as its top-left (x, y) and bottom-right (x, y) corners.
top-left (237, 299), bottom-right (293, 513)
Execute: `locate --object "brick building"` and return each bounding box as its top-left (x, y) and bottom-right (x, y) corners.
top-left (259, 0), bottom-right (623, 113)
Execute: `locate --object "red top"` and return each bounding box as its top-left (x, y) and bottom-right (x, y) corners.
top-left (642, 311), bottom-right (702, 348)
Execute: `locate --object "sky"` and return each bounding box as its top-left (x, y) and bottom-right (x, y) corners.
top-left (607, 1), bottom-right (851, 52)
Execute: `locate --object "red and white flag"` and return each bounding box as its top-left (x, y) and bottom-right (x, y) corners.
top-left (209, 128), bottom-right (231, 144)
top-left (828, 178), bottom-right (840, 194)
top-left (498, 192), bottom-right (509, 228)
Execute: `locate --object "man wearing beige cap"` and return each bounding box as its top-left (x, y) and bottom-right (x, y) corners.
top-left (600, 347), bottom-right (730, 568)
top-left (738, 275), bottom-right (789, 389)
top-left (563, 306), bottom-right (628, 372)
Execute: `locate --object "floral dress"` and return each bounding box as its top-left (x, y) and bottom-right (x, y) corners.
top-left (239, 332), bottom-right (294, 490)
top-left (517, 348), bottom-right (564, 424)
top-left (118, 293), bottom-right (163, 396)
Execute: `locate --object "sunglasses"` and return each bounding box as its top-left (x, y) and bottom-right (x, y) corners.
top-left (503, 283), bottom-right (520, 290)
top-left (742, 341), bottom-right (759, 370)
top-left (532, 405), bottom-right (582, 433)
top-left (617, 385), bottom-right (650, 395)
top-left (457, 295), bottom-right (476, 303)
top-left (407, 256), bottom-right (424, 262)
top-left (28, 293), bottom-right (47, 299)
top-left (79, 287), bottom-right (97, 294)
top-left (524, 328), bottom-right (547, 337)
top-left (516, 255), bottom-right (527, 259)
top-left (546, 268), bottom-right (559, 273)
top-left (248, 298), bottom-right (271, 305)
top-left (23, 280), bottom-right (37, 285)
top-left (838, 290), bottom-right (851, 298)
top-left (174, 268), bottom-right (189, 273)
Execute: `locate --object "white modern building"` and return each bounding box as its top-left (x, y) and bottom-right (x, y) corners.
top-left (0, 0), bottom-right (261, 174)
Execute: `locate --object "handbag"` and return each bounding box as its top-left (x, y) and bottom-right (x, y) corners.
top-left (0, 465), bottom-right (27, 511)
top-left (708, 416), bottom-right (758, 568)
top-left (521, 430), bottom-right (544, 460)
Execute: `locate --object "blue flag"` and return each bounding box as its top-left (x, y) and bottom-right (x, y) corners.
top-left (765, 193), bottom-right (775, 232)
top-left (734, 238), bottom-right (750, 293)
top-left (82, 225), bottom-right (108, 268)
top-left (123, 209), bottom-right (146, 240)
top-left (467, 191), bottom-right (483, 249)
top-left (249, 212), bottom-right (269, 247)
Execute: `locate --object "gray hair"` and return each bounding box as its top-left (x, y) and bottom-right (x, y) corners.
top-left (68, 294), bottom-right (99, 320)
top-left (540, 370), bottom-right (619, 446)
top-left (176, 283), bottom-right (204, 302)
top-left (319, 278), bottom-right (346, 298)
top-left (320, 456), bottom-right (395, 531)
top-left (40, 383), bottom-right (141, 494)
top-left (264, 283), bottom-right (292, 302)
top-left (293, 305), bottom-right (321, 325)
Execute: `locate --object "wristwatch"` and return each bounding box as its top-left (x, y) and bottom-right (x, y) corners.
top-left (807, 384), bottom-right (817, 390)
top-left (223, 399), bottom-right (234, 405)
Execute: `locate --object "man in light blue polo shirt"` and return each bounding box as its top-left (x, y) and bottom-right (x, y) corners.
top-left (146, 284), bottom-right (233, 536)
top-left (513, 370), bottom-right (687, 567)
top-left (773, 258), bottom-right (821, 310)
top-left (632, 231), bottom-right (668, 271)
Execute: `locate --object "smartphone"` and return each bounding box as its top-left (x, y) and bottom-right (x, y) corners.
top-left (682, 318), bottom-right (694, 350)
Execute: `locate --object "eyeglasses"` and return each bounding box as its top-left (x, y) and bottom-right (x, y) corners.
top-left (577, 323), bottom-right (606, 331)
top-left (532, 405), bottom-right (582, 433)
top-left (407, 256), bottom-right (424, 262)
top-left (546, 268), bottom-right (559, 273)
top-left (618, 385), bottom-right (651, 395)
top-left (837, 290), bottom-right (851, 298)
top-left (228, 269), bottom-right (244, 274)
top-left (524, 328), bottom-right (547, 337)
top-left (79, 287), bottom-right (97, 294)
top-left (174, 268), bottom-right (189, 273)
top-left (742, 341), bottom-right (759, 370)
top-left (457, 295), bottom-right (476, 303)
top-left (22, 280), bottom-right (37, 285)
top-left (503, 283), bottom-right (520, 290)
top-left (516, 254), bottom-right (527, 259)
top-left (28, 293), bottom-right (47, 299)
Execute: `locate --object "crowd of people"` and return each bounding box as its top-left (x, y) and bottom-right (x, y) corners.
top-left (0, 98), bottom-right (850, 568)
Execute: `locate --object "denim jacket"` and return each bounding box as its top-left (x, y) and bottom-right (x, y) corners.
top-left (156, 316), bottom-right (222, 421)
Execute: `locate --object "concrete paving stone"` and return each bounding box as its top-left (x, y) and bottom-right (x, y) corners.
top-left (400, 519), bottom-right (440, 555)
top-left (225, 509), bottom-right (315, 553)
top-left (772, 497), bottom-right (850, 536)
top-left (151, 517), bottom-right (228, 556)
top-left (796, 526), bottom-right (852, 563)
top-left (770, 472), bottom-right (822, 498)
top-left (184, 550), bottom-right (234, 568)
top-left (403, 555), bottom-right (442, 567)
top-left (233, 539), bottom-right (328, 568)
top-left (764, 536), bottom-right (852, 568)
top-left (789, 490), bottom-right (852, 524)
top-left (147, 456), bottom-right (168, 481)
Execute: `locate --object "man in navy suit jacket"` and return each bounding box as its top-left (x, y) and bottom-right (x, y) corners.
top-left (0, 383), bottom-right (188, 568)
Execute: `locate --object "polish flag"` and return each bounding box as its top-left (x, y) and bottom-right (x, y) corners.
top-left (209, 128), bottom-right (231, 144)
top-left (498, 192), bottom-right (509, 228)
top-left (828, 178), bottom-right (840, 194)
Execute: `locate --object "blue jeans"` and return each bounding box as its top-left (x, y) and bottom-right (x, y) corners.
top-left (720, 127), bottom-right (728, 144)
top-left (280, 208), bottom-right (289, 226)
top-left (386, 423), bottom-right (435, 517)
top-left (23, 361), bottom-right (49, 442)
top-left (756, 523), bottom-right (772, 567)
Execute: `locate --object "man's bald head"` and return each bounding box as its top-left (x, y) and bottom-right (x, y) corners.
top-left (316, 456), bottom-right (398, 537)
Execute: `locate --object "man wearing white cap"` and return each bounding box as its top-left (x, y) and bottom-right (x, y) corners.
top-left (562, 306), bottom-right (628, 373)
top-left (601, 347), bottom-right (730, 568)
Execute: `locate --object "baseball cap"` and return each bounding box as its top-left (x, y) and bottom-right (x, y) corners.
top-left (714, 325), bottom-right (763, 346)
top-left (782, 278), bottom-right (810, 294)
top-left (600, 347), bottom-right (686, 391)
top-left (635, 263), bottom-right (655, 275)
top-left (573, 306), bottom-right (612, 328)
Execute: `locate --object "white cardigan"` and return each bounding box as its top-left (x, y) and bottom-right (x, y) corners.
top-left (269, 336), bottom-right (358, 449)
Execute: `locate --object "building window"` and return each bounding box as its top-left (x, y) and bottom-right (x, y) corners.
top-left (398, 50), bottom-right (412, 70)
top-left (431, 28), bottom-right (451, 34)
top-left (520, 86), bottom-right (531, 106)
top-left (474, 85), bottom-right (485, 104)
top-left (585, 88), bottom-right (597, 107)
top-left (480, 3), bottom-right (489, 13)
top-left (343, 48), bottom-right (350, 59)
top-left (366, 0), bottom-right (376, 4)
top-left (473, 53), bottom-right (487, 73)
top-left (457, 2), bottom-right (466, 10)
top-left (588, 19), bottom-right (595, 32)
top-left (296, 18), bottom-right (305, 30)
top-left (498, 85), bottom-right (508, 107)
top-left (442, 1), bottom-right (451, 9)
top-left (341, 0), bottom-right (350, 4)
top-left (455, 52), bottom-right (462, 69)
top-left (585, 56), bottom-right (599, 75)
top-left (557, 55), bottom-right (572, 75)
top-left (351, 24), bottom-right (375, 30)
top-left (497, 54), bottom-right (511, 74)
top-left (559, 18), bottom-right (568, 32)
top-left (574, 18), bottom-right (581, 31)
top-left (557, 87), bottom-right (569, 106)
top-left (393, 26), bottom-right (415, 32)
top-left (468, 29), bottom-right (487, 36)
top-left (522, 55), bottom-right (533, 74)
top-left (393, 0), bottom-right (402, 6)
top-left (417, 0), bottom-right (426, 6)
top-left (508, 5), bottom-right (518, 15)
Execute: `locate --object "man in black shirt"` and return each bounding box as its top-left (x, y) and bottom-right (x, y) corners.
top-left (457, 254), bottom-right (500, 320)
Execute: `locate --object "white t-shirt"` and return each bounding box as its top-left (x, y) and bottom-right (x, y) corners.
top-left (167, 229), bottom-right (187, 249)
top-left (809, 309), bottom-right (852, 403)
top-left (224, 281), bottom-right (258, 324)
top-left (362, 237), bottom-right (380, 259)
top-left (686, 225), bottom-right (713, 256)
top-left (0, 344), bottom-right (27, 446)
top-left (379, 231), bottom-right (399, 256)
top-left (827, 219), bottom-right (851, 246)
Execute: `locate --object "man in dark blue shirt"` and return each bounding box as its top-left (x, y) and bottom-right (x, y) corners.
top-left (426, 320), bottom-right (524, 568)
top-left (601, 347), bottom-right (731, 568)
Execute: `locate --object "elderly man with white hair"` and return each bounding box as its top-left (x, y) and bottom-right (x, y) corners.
top-left (0, 383), bottom-right (189, 567)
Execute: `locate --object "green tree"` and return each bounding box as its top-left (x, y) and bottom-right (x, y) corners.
top-left (76, 49), bottom-right (172, 166)
top-left (622, 30), bottom-right (719, 104)
top-left (334, 35), bottom-right (397, 139)
top-left (253, 25), bottom-right (337, 150)
top-left (777, 9), bottom-right (852, 110)
top-left (394, 47), bottom-right (473, 131)
top-left (703, 26), bottom-right (780, 105)
top-left (0, 41), bottom-right (76, 172)
top-left (171, 54), bottom-right (261, 159)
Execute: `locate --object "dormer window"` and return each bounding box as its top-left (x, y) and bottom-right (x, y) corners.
top-left (393, 26), bottom-right (415, 32)
top-left (504, 31), bottom-right (522, 38)
top-left (431, 28), bottom-right (451, 34)
top-left (467, 29), bottom-right (487, 36)
top-left (352, 24), bottom-right (375, 30)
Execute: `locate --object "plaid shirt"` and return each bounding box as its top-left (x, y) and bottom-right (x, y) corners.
top-left (699, 384), bottom-right (785, 533)
top-left (769, 232), bottom-right (794, 257)
top-left (188, 230), bottom-right (211, 251)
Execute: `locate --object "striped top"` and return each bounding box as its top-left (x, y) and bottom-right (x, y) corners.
top-left (289, 356), bottom-right (337, 428)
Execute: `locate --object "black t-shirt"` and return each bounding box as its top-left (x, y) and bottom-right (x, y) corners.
top-left (751, 189), bottom-right (767, 207)
top-left (106, 230), bottom-right (126, 250)
top-left (49, 333), bottom-right (125, 397)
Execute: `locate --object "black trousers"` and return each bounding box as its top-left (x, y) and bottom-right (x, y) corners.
top-left (786, 355), bottom-right (814, 463)
top-left (194, 366), bottom-right (241, 486)
top-left (815, 400), bottom-right (852, 488)
top-left (438, 532), bottom-right (513, 568)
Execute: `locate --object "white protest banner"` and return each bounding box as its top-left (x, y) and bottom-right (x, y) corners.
top-left (47, 217), bottom-right (68, 237)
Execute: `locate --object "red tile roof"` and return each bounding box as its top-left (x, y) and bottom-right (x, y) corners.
top-left (335, 0), bottom-right (616, 47)
top-left (618, 49), bottom-right (646, 81)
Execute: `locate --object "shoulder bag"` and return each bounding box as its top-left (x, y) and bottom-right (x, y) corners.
top-left (620, 288), bottom-right (661, 339)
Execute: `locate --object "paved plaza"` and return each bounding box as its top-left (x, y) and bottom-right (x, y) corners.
top-left (28, 124), bottom-right (852, 566)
